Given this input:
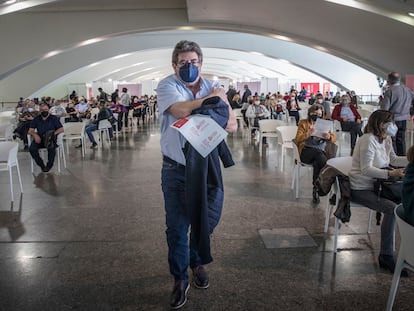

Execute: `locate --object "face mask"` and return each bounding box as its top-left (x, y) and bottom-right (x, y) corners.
top-left (386, 123), bottom-right (398, 137)
top-left (40, 111), bottom-right (49, 118)
top-left (133, 98), bottom-right (139, 103)
top-left (310, 114), bottom-right (319, 122)
top-left (254, 101), bottom-right (260, 105)
top-left (341, 100), bottom-right (350, 106)
top-left (28, 108), bottom-right (34, 112)
top-left (317, 99), bottom-right (323, 104)
top-left (178, 62), bottom-right (199, 83)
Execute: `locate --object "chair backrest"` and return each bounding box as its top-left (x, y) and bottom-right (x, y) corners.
top-left (326, 156), bottom-right (353, 176)
top-left (359, 109), bottom-right (372, 119)
top-left (395, 204), bottom-right (414, 266)
top-left (63, 122), bottom-right (85, 136)
top-left (0, 141), bottom-right (18, 166)
top-left (98, 119), bottom-right (112, 130)
top-left (233, 108), bottom-right (243, 118)
top-left (0, 123), bottom-right (13, 140)
top-left (258, 119), bottom-right (284, 133)
top-left (292, 140), bottom-right (301, 162)
top-left (276, 125), bottom-right (298, 143)
top-left (0, 111), bottom-right (15, 118)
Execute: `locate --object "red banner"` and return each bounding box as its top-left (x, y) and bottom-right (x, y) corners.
top-left (406, 75), bottom-right (414, 91)
top-left (301, 83), bottom-right (320, 97)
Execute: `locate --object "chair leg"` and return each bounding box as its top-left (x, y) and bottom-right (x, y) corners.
top-left (16, 163), bottom-right (23, 193)
top-left (9, 168), bottom-right (14, 202)
top-left (367, 210), bottom-right (372, 233)
top-left (61, 146), bottom-right (66, 169)
top-left (291, 165), bottom-right (296, 190)
top-left (386, 256), bottom-right (404, 311)
top-left (295, 166), bottom-right (300, 199)
top-left (324, 192), bottom-right (332, 233)
top-left (334, 217), bottom-right (339, 253)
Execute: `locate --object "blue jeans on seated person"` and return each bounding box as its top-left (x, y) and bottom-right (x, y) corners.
top-left (85, 123), bottom-right (98, 144)
top-left (161, 159), bottom-right (202, 281)
top-left (29, 141), bottom-right (56, 169)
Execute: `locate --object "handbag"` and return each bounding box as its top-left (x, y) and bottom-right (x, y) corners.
top-left (373, 177), bottom-right (403, 204)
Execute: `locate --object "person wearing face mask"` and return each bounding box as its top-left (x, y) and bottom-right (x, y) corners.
top-left (332, 94), bottom-right (363, 155)
top-left (380, 71), bottom-right (414, 156)
top-left (295, 104), bottom-right (336, 203)
top-left (246, 95), bottom-right (271, 142)
top-left (286, 92), bottom-right (300, 125)
top-left (157, 40), bottom-right (237, 309)
top-left (349, 110), bottom-right (408, 275)
top-left (315, 93), bottom-right (331, 119)
top-left (28, 103), bottom-right (64, 172)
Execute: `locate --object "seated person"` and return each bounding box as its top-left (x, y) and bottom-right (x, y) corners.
top-left (349, 110), bottom-right (407, 274)
top-left (402, 145), bottom-right (414, 226)
top-left (50, 100), bottom-right (67, 119)
top-left (76, 97), bottom-right (90, 119)
top-left (28, 103), bottom-right (64, 172)
top-left (295, 104), bottom-right (336, 203)
top-left (331, 94), bottom-right (363, 155)
top-left (65, 100), bottom-right (80, 122)
top-left (315, 93), bottom-right (331, 119)
top-left (246, 95), bottom-right (270, 143)
top-left (14, 99), bottom-right (38, 150)
top-left (85, 102), bottom-right (112, 148)
top-left (231, 93), bottom-right (242, 109)
top-left (269, 96), bottom-right (284, 120)
top-left (286, 93), bottom-right (300, 125)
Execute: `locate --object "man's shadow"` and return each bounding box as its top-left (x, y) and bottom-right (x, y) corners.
top-left (33, 172), bottom-right (60, 196)
top-left (0, 193), bottom-right (25, 241)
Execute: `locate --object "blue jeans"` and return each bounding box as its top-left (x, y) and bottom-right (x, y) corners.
top-left (85, 123), bottom-right (98, 143)
top-left (161, 159), bottom-right (202, 281)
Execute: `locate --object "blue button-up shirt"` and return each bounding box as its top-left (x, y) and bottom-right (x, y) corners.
top-left (157, 74), bottom-right (221, 165)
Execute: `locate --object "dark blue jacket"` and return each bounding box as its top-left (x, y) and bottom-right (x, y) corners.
top-left (184, 96), bottom-right (234, 264)
top-left (402, 163), bottom-right (414, 225)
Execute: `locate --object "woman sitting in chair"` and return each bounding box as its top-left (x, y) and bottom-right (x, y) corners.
top-left (295, 104), bottom-right (336, 203)
top-left (349, 110), bottom-right (408, 274)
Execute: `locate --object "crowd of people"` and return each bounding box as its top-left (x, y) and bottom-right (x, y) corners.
top-left (5, 53), bottom-right (414, 309)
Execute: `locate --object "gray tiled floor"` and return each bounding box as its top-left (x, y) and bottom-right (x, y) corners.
top-left (0, 118), bottom-right (413, 310)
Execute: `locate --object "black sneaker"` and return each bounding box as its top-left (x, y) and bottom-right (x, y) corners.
top-left (192, 265), bottom-right (209, 289)
top-left (90, 142), bottom-right (98, 149)
top-left (170, 280), bottom-right (189, 309)
top-left (312, 186), bottom-right (320, 204)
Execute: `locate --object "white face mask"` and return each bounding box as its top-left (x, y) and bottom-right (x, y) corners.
top-left (254, 101), bottom-right (260, 105)
top-left (317, 99), bottom-right (323, 104)
top-left (386, 123), bottom-right (398, 137)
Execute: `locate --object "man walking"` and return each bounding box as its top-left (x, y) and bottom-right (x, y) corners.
top-left (381, 71), bottom-right (414, 155)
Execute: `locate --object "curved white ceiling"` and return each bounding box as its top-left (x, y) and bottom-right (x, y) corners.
top-left (0, 0), bottom-right (413, 101)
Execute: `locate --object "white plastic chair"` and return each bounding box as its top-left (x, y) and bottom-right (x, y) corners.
top-left (332, 120), bottom-right (350, 156)
top-left (63, 122), bottom-right (86, 157)
top-left (276, 125), bottom-right (298, 169)
top-left (258, 119), bottom-right (283, 149)
top-left (0, 123), bottom-right (14, 141)
top-left (233, 108), bottom-right (244, 128)
top-left (291, 140), bottom-right (313, 199)
top-left (0, 142), bottom-right (23, 202)
top-left (98, 119), bottom-right (112, 147)
top-left (386, 204), bottom-right (414, 311)
top-left (29, 132), bottom-right (66, 173)
top-left (324, 156), bottom-right (373, 253)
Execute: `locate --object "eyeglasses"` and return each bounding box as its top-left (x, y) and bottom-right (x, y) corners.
top-left (177, 59), bottom-right (200, 67)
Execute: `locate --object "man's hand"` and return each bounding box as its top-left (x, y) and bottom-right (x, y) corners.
top-left (33, 133), bottom-right (41, 144)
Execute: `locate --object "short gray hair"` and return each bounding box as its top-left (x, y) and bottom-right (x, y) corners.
top-left (172, 40), bottom-right (203, 64)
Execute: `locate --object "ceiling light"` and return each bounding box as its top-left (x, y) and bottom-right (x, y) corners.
top-left (4, 0), bottom-right (17, 4)
top-left (409, 13), bottom-right (414, 17)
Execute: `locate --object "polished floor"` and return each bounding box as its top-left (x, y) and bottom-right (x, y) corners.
top-left (0, 117), bottom-right (413, 311)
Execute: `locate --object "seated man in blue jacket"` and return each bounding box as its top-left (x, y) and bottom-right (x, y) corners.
top-left (28, 103), bottom-right (64, 172)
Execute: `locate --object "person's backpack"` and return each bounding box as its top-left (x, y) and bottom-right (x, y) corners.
top-left (42, 130), bottom-right (57, 149)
